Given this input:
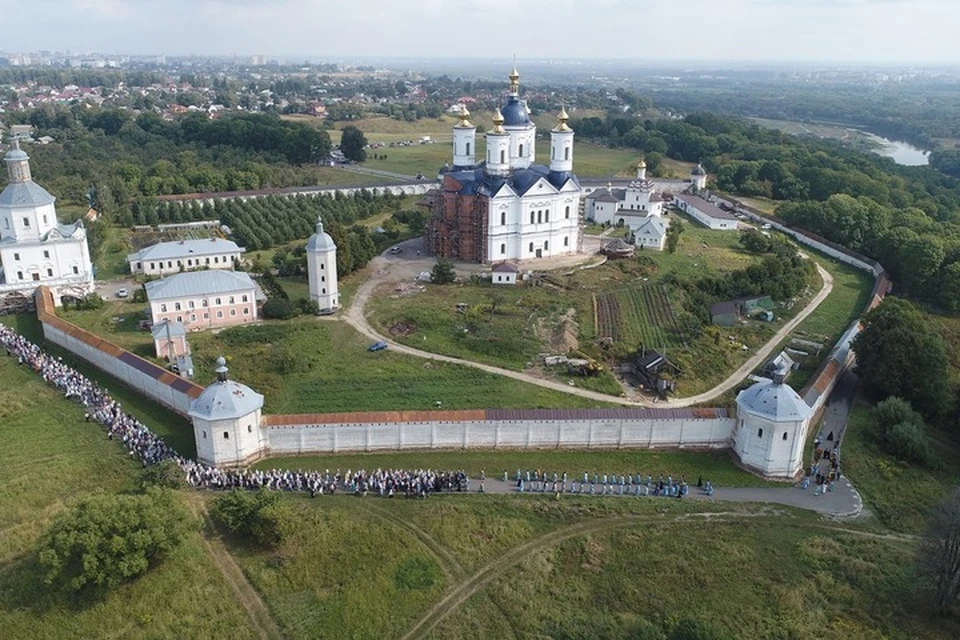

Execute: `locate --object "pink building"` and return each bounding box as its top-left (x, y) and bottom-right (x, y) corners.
top-left (145, 270), bottom-right (261, 331)
top-left (152, 319), bottom-right (189, 359)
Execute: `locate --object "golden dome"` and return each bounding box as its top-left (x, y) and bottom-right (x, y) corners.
top-left (455, 106), bottom-right (473, 129)
top-left (491, 108), bottom-right (506, 134)
top-left (508, 64), bottom-right (520, 94)
top-left (638, 158), bottom-right (647, 168)
top-left (552, 105), bottom-right (572, 132)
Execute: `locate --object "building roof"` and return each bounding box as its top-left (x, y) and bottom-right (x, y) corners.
top-left (602, 238), bottom-right (635, 255)
top-left (492, 261), bottom-right (520, 273)
top-left (443, 163), bottom-right (580, 198)
top-left (710, 301), bottom-right (739, 317)
top-left (127, 238), bottom-right (243, 263)
top-left (673, 193), bottom-right (737, 221)
top-left (692, 163), bottom-right (707, 176)
top-left (634, 216), bottom-right (667, 237)
top-left (589, 188), bottom-right (620, 203)
top-left (188, 362), bottom-right (263, 421)
top-left (144, 270), bottom-right (256, 302)
top-left (305, 219), bottom-right (336, 253)
top-left (151, 319), bottom-right (186, 341)
top-left (736, 379), bottom-right (813, 422)
top-left (500, 96), bottom-right (531, 127)
top-left (0, 180), bottom-right (56, 208)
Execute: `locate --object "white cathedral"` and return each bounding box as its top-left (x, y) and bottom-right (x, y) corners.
top-left (306, 217), bottom-right (339, 313)
top-left (0, 138), bottom-right (94, 306)
top-left (425, 67), bottom-right (583, 263)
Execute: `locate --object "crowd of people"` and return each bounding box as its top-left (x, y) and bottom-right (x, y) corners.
top-left (801, 436), bottom-right (842, 495)
top-left (1, 323), bottom-right (716, 501)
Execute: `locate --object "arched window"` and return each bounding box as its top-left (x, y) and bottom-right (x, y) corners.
top-left (223, 431), bottom-right (230, 439)
top-left (466, 142), bottom-right (471, 156)
top-left (530, 211), bottom-right (535, 225)
top-left (545, 209), bottom-right (549, 222)
top-left (501, 211), bottom-right (506, 226)
top-left (500, 149), bottom-right (505, 164)
top-left (782, 432), bottom-right (788, 441)
top-left (215, 298), bottom-right (221, 305)
top-left (174, 302), bottom-right (181, 311)
top-left (228, 296), bottom-right (235, 304)
top-left (321, 263), bottom-right (325, 270)
top-left (500, 243), bottom-right (506, 254)
top-left (564, 146), bottom-right (570, 161)
top-left (757, 428), bottom-right (763, 438)
top-left (160, 304), bottom-right (167, 312)
top-left (564, 237), bottom-right (569, 247)
top-left (528, 242), bottom-right (534, 253)
top-left (544, 241), bottom-right (549, 251)
top-left (565, 206), bottom-right (571, 219)
top-left (46, 268), bottom-right (53, 277)
top-left (322, 288), bottom-right (326, 294)
top-left (537, 210), bottom-right (542, 224)
top-left (519, 143), bottom-right (524, 156)
top-left (248, 425), bottom-right (253, 433)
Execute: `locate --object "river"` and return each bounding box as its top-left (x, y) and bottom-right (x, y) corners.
top-left (863, 132), bottom-right (929, 166)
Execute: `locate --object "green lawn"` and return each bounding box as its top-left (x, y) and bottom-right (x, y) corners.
top-left (0, 355), bottom-right (259, 640)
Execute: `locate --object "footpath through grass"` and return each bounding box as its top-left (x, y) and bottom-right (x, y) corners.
top-left (0, 355), bottom-right (259, 640)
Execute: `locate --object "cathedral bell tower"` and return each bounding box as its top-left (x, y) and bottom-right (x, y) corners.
top-left (485, 108), bottom-right (510, 177)
top-left (549, 106), bottom-right (574, 174)
top-left (452, 107), bottom-right (476, 168)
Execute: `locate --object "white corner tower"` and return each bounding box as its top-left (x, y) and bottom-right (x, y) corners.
top-left (733, 365), bottom-right (814, 479)
top-left (691, 162), bottom-right (708, 191)
top-left (188, 356), bottom-right (266, 467)
top-left (485, 108), bottom-right (511, 177)
top-left (306, 217), bottom-right (339, 312)
top-left (549, 106), bottom-right (575, 174)
top-left (452, 107), bottom-right (476, 168)
top-left (636, 158), bottom-right (647, 181)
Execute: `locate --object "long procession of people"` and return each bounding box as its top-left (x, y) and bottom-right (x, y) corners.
top-left (1, 323), bottom-right (712, 499)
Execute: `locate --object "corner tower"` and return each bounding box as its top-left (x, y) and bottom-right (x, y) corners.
top-left (188, 356), bottom-right (266, 467)
top-left (306, 218), bottom-right (339, 312)
top-left (452, 107), bottom-right (476, 168)
top-left (549, 106), bottom-right (574, 174)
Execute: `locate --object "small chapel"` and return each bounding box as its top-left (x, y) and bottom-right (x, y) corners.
top-left (424, 66), bottom-right (583, 263)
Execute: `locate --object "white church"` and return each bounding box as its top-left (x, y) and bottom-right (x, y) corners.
top-left (0, 138), bottom-right (94, 306)
top-left (425, 67), bottom-right (583, 263)
top-left (306, 217), bottom-right (339, 313)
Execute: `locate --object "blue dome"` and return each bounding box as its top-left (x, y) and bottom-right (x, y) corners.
top-left (501, 97), bottom-right (530, 127)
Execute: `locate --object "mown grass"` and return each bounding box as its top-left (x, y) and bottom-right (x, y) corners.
top-left (0, 355), bottom-right (259, 640)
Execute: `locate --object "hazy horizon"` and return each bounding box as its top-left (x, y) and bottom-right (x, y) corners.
top-left (3, 0), bottom-right (960, 65)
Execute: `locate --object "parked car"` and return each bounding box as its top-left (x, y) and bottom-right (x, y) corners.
top-left (389, 246), bottom-right (403, 254)
top-left (761, 223), bottom-right (772, 230)
top-left (116, 288), bottom-right (129, 298)
top-left (368, 341), bottom-right (388, 352)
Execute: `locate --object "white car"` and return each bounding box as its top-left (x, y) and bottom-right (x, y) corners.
top-left (761, 223), bottom-right (772, 230)
top-left (389, 246), bottom-right (403, 254)
top-left (116, 288), bottom-right (129, 298)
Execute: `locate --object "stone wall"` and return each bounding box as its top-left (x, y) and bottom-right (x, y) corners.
top-left (35, 287), bottom-right (203, 415)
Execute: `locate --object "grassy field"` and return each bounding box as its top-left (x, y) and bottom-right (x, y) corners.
top-left (0, 355), bottom-right (260, 640)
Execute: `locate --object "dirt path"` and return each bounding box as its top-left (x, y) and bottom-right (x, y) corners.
top-left (343, 258), bottom-right (834, 408)
top-left (188, 497), bottom-right (284, 640)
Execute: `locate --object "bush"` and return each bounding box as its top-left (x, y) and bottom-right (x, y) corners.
top-left (212, 489), bottom-right (295, 548)
top-left (296, 297), bottom-right (319, 315)
top-left (75, 293), bottom-right (104, 310)
top-left (140, 459), bottom-right (186, 490)
top-left (262, 297), bottom-right (299, 320)
top-left (219, 323), bottom-right (294, 346)
top-left (38, 488), bottom-right (191, 593)
top-left (872, 396), bottom-right (933, 465)
top-left (431, 258), bottom-right (456, 284)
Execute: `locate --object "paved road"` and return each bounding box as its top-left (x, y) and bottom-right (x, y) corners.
top-left (341, 258), bottom-right (834, 408)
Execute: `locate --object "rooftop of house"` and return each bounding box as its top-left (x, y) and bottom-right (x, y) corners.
top-left (144, 269), bottom-right (257, 302)
top-left (127, 238), bottom-right (244, 263)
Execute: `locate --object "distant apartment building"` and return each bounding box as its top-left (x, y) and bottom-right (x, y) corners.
top-left (145, 270), bottom-right (260, 331)
top-left (127, 238), bottom-right (245, 276)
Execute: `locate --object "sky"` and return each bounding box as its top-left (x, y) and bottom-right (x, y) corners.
top-left (3, 0), bottom-right (960, 64)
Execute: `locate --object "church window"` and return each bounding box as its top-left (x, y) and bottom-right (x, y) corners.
top-left (564, 147), bottom-right (570, 161)
top-left (175, 302), bottom-right (181, 311)
top-left (176, 315), bottom-right (182, 322)
top-left (783, 432), bottom-right (788, 441)
top-left (519, 143), bottom-right (524, 156)
top-left (43, 214), bottom-right (47, 224)
top-left (32, 273), bottom-right (39, 281)
top-left (530, 211), bottom-right (534, 225)
top-left (215, 298), bottom-right (221, 305)
top-left (565, 206), bottom-right (570, 219)
top-left (242, 295), bottom-right (248, 302)
top-left (43, 250), bottom-right (49, 259)
top-left (544, 241), bottom-right (549, 251)
top-left (188, 300), bottom-right (195, 309)
top-left (202, 299), bottom-right (208, 307)
top-left (13, 253), bottom-right (19, 261)
top-left (466, 142), bottom-right (471, 156)
top-left (214, 256), bottom-right (219, 264)
top-left (564, 237), bottom-right (569, 247)
top-left (149, 262), bottom-right (154, 270)
top-left (224, 431), bottom-right (230, 440)
top-left (248, 425), bottom-right (253, 433)
top-left (203, 313), bottom-right (209, 319)
top-left (167, 261), bottom-right (172, 268)
top-left (205, 258), bottom-right (210, 265)
top-left (529, 242), bottom-right (534, 253)
top-left (230, 309), bottom-right (236, 316)
top-left (500, 243), bottom-right (506, 255)
top-left (202, 431), bottom-right (206, 439)
top-left (500, 149), bottom-right (505, 164)
top-left (177, 260), bottom-right (182, 267)
top-left (228, 296), bottom-right (235, 304)
top-left (22, 217), bottom-right (29, 227)
top-left (545, 209), bottom-right (549, 222)
top-left (191, 314), bottom-right (196, 322)
top-left (320, 263), bottom-right (325, 270)
top-left (16, 271), bottom-right (22, 280)
top-left (537, 211), bottom-right (542, 224)
top-left (757, 428), bottom-right (763, 438)
top-left (321, 276), bottom-right (325, 282)
top-left (243, 308), bottom-right (249, 315)
top-left (160, 304), bottom-right (167, 312)
top-left (501, 211), bottom-right (506, 226)
top-left (322, 288), bottom-right (326, 294)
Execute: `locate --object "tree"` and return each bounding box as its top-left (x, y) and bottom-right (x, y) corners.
top-left (262, 298), bottom-right (298, 320)
top-left (431, 258), bottom-right (456, 284)
top-left (666, 217), bottom-right (685, 254)
top-left (212, 489), bottom-right (294, 548)
top-left (340, 125), bottom-right (368, 162)
top-left (852, 298), bottom-right (953, 421)
top-left (920, 487), bottom-right (960, 615)
top-left (871, 396), bottom-right (932, 465)
top-left (38, 489), bottom-right (191, 593)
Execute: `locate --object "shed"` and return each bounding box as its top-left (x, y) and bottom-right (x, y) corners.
top-left (492, 262), bottom-right (520, 285)
top-left (710, 301), bottom-right (739, 327)
top-left (631, 349), bottom-right (680, 398)
top-left (601, 238), bottom-right (635, 259)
